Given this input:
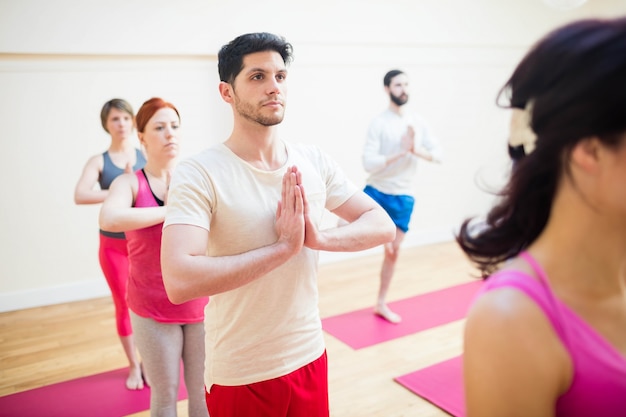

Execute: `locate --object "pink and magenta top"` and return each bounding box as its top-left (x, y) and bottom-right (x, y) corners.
top-left (126, 170), bottom-right (207, 323)
top-left (481, 251), bottom-right (626, 416)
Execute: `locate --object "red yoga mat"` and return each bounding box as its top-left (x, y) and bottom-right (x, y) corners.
top-left (322, 281), bottom-right (482, 349)
top-left (395, 355), bottom-right (465, 417)
top-left (0, 367), bottom-right (188, 417)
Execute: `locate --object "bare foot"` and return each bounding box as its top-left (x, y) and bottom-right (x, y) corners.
top-left (126, 364), bottom-right (144, 390)
top-left (374, 304), bottom-right (402, 324)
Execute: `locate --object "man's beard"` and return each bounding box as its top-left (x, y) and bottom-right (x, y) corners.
top-left (390, 92), bottom-right (408, 106)
top-left (235, 98), bottom-right (284, 126)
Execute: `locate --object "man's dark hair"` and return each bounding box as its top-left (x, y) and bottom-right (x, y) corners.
top-left (383, 69), bottom-right (404, 87)
top-left (218, 32), bottom-right (294, 84)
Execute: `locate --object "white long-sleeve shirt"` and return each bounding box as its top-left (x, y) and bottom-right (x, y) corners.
top-left (362, 109), bottom-right (442, 196)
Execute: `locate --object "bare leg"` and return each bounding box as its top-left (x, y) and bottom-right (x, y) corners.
top-left (374, 228), bottom-right (405, 324)
top-left (120, 334), bottom-right (144, 390)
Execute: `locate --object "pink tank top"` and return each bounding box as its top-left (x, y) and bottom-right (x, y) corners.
top-left (126, 170), bottom-right (207, 323)
top-left (482, 251), bottom-right (626, 416)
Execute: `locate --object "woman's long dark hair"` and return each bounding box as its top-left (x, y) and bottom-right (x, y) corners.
top-left (456, 17), bottom-right (626, 278)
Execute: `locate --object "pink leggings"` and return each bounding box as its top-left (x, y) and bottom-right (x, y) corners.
top-left (98, 233), bottom-right (132, 337)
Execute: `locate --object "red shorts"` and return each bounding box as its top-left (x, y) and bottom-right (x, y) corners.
top-left (206, 351), bottom-right (329, 417)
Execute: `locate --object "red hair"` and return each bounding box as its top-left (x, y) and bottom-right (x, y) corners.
top-left (135, 97), bottom-right (180, 133)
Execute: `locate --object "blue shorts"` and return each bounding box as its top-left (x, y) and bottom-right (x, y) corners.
top-left (364, 185), bottom-right (414, 233)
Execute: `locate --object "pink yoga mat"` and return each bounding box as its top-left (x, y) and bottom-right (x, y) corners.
top-left (395, 355), bottom-right (465, 417)
top-left (0, 367), bottom-right (188, 417)
top-left (322, 281), bottom-right (482, 349)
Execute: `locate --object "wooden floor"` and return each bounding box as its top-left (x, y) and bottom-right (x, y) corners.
top-left (0, 240), bottom-right (477, 417)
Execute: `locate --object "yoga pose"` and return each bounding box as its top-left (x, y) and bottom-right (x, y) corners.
top-left (161, 32), bottom-right (395, 417)
top-left (362, 69), bottom-right (443, 323)
top-left (74, 98), bottom-right (145, 389)
top-left (457, 17), bottom-right (626, 417)
top-left (100, 98), bottom-right (208, 417)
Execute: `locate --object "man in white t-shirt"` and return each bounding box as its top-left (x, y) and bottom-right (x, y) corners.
top-left (161, 32), bottom-right (396, 417)
top-left (362, 69), bottom-right (443, 324)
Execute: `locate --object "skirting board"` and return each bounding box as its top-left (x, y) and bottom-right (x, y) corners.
top-left (0, 278), bottom-right (111, 314)
top-left (0, 230), bottom-right (455, 313)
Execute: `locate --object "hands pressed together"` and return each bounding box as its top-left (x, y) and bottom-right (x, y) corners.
top-left (400, 125), bottom-right (415, 153)
top-left (275, 165), bottom-right (322, 256)
top-left (402, 125), bottom-right (434, 162)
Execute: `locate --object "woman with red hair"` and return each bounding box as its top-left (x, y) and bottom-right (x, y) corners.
top-left (100, 98), bottom-right (208, 417)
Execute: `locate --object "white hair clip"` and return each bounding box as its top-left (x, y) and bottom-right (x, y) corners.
top-left (508, 101), bottom-right (537, 160)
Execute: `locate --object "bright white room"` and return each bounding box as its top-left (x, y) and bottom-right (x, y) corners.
top-left (2, 0), bottom-right (623, 311)
top-left (1, 1), bottom-right (625, 416)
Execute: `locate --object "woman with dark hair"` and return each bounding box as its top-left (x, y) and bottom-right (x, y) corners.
top-left (100, 98), bottom-right (208, 417)
top-left (457, 17), bottom-right (626, 416)
top-left (74, 98), bottom-right (146, 389)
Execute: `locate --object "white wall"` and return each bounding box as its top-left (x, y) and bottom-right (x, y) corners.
top-left (1, 0), bottom-right (624, 312)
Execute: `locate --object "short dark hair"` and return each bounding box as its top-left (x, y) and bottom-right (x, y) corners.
top-left (218, 32), bottom-right (294, 84)
top-left (383, 69), bottom-right (404, 87)
top-left (100, 98), bottom-right (134, 133)
top-left (456, 17), bottom-right (626, 277)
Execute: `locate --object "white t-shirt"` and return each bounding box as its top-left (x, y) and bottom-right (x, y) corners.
top-left (362, 109), bottom-right (443, 195)
top-left (164, 141), bottom-right (357, 390)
